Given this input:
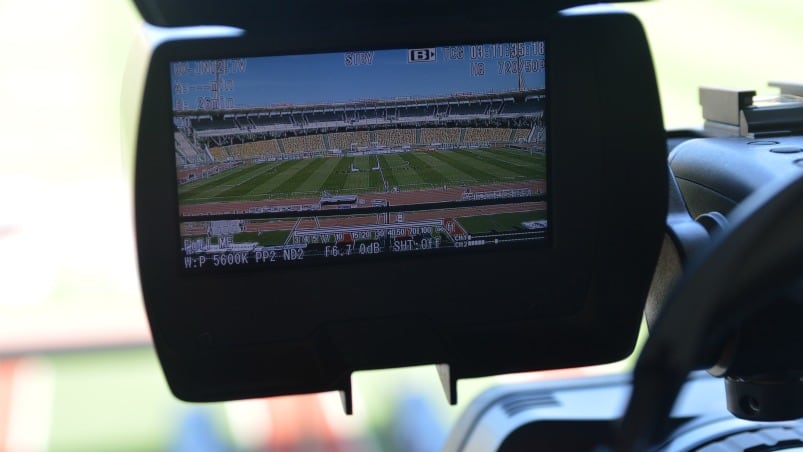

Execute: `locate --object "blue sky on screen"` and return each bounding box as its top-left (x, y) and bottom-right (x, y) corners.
top-left (171, 43), bottom-right (546, 109)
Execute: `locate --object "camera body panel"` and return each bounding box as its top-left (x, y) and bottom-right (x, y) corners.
top-left (670, 136), bottom-right (803, 219)
top-left (446, 372), bottom-right (803, 451)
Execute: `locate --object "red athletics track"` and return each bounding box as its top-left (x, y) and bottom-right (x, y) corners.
top-left (178, 180), bottom-right (546, 217)
top-left (180, 202), bottom-right (546, 235)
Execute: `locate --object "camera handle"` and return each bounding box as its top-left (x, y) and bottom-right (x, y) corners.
top-left (617, 171), bottom-right (803, 451)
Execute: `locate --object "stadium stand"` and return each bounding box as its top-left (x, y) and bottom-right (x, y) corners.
top-left (193, 117), bottom-right (239, 131)
top-left (511, 128), bottom-right (531, 142)
top-left (304, 111), bottom-right (344, 128)
top-left (533, 125), bottom-right (546, 144)
top-left (464, 127), bottom-right (512, 144)
top-left (326, 131), bottom-right (371, 150)
top-left (174, 131), bottom-right (204, 164)
top-left (398, 106), bottom-right (435, 118)
top-left (281, 134), bottom-right (326, 154)
top-left (499, 99), bottom-right (541, 115)
top-left (420, 127), bottom-right (461, 145)
top-left (326, 132), bottom-right (354, 150)
top-left (448, 103), bottom-right (489, 117)
top-left (175, 89), bottom-right (545, 161)
top-left (210, 146), bottom-right (231, 162)
top-left (375, 128), bottom-right (416, 147)
top-left (435, 105), bottom-right (450, 118)
top-left (307, 134), bottom-right (326, 150)
top-left (225, 139), bottom-right (282, 160)
top-left (249, 114), bottom-right (296, 130)
top-left (361, 109), bottom-right (384, 121)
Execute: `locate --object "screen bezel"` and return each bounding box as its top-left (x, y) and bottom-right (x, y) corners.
top-left (136, 8), bottom-right (667, 403)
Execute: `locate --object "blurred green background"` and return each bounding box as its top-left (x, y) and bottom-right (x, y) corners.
top-left (1, 0), bottom-right (802, 450)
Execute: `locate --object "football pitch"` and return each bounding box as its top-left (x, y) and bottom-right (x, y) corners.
top-left (178, 147), bottom-right (546, 205)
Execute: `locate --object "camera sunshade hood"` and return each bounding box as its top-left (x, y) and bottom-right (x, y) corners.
top-left (132, 0), bottom-right (646, 31)
top-left (133, 0), bottom-right (666, 411)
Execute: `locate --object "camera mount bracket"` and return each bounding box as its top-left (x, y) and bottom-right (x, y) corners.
top-left (700, 85), bottom-right (803, 138)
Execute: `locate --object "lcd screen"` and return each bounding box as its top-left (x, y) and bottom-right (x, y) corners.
top-left (172, 42), bottom-right (547, 271)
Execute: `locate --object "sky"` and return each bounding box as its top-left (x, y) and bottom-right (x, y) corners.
top-left (170, 42), bottom-right (546, 110)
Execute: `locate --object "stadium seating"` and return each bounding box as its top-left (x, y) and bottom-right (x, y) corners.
top-left (281, 134), bottom-right (326, 154)
top-left (511, 128), bottom-right (531, 142)
top-left (174, 131), bottom-right (203, 163)
top-left (225, 139), bottom-right (283, 160)
top-left (464, 127), bottom-right (512, 144)
top-left (532, 125), bottom-right (546, 145)
top-left (326, 131), bottom-right (371, 150)
top-left (186, 92), bottom-right (545, 162)
top-left (209, 146), bottom-right (230, 161)
top-left (420, 127), bottom-right (461, 145)
top-left (375, 128), bottom-right (416, 147)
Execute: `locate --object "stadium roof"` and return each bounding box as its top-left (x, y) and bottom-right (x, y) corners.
top-left (174, 89), bottom-right (545, 117)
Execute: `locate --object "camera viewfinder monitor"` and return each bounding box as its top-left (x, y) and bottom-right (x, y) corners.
top-left (135, 6), bottom-right (668, 407)
top-left (172, 43), bottom-right (547, 272)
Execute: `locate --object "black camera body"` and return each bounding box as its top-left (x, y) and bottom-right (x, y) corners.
top-left (671, 86), bottom-right (803, 219)
top-left (446, 85), bottom-right (803, 450)
top-left (446, 372), bottom-right (803, 451)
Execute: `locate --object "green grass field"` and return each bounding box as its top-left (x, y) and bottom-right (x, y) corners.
top-left (457, 210), bottom-right (547, 234)
top-left (179, 148), bottom-right (546, 205)
top-left (233, 230), bottom-right (290, 246)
